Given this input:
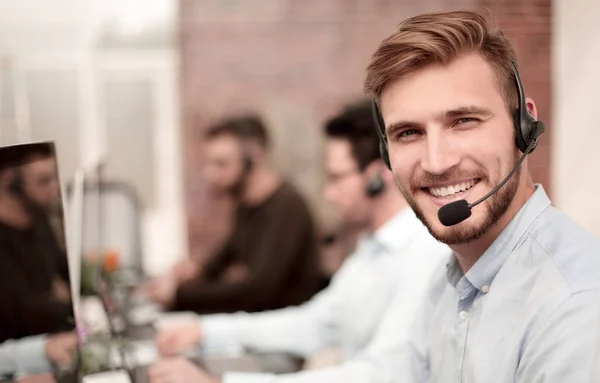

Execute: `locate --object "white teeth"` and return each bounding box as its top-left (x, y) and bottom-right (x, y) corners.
top-left (428, 180), bottom-right (477, 198)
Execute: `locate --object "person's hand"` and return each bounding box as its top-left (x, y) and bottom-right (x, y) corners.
top-left (144, 276), bottom-right (177, 307)
top-left (220, 262), bottom-right (249, 283)
top-left (52, 278), bottom-right (71, 303)
top-left (156, 321), bottom-right (203, 356)
top-left (44, 332), bottom-right (78, 367)
top-left (16, 373), bottom-right (56, 383)
top-left (171, 258), bottom-right (201, 284)
top-left (149, 358), bottom-right (221, 383)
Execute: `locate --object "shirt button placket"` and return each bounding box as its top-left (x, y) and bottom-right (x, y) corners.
top-left (456, 309), bottom-right (470, 382)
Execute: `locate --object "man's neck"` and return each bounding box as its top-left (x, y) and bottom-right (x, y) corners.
top-left (369, 190), bottom-right (408, 233)
top-left (451, 182), bottom-right (536, 272)
top-left (241, 166), bottom-right (281, 206)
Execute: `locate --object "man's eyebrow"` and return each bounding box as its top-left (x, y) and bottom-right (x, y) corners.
top-left (441, 106), bottom-right (494, 119)
top-left (385, 106), bottom-right (494, 135)
top-left (385, 120), bottom-right (421, 136)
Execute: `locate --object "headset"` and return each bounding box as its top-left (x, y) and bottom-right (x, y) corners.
top-left (243, 154), bottom-right (253, 174)
top-left (227, 134), bottom-right (256, 196)
top-left (9, 169), bottom-right (23, 194)
top-left (371, 62), bottom-right (546, 226)
top-left (371, 62), bottom-right (546, 170)
top-left (365, 172), bottom-right (384, 197)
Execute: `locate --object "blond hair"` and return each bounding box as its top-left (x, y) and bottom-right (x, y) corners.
top-left (364, 10), bottom-right (518, 110)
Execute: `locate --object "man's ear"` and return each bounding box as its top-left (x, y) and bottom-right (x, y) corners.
top-left (0, 170), bottom-right (15, 190)
top-left (525, 97), bottom-right (538, 120)
top-left (365, 159), bottom-right (391, 183)
top-left (244, 142), bottom-right (264, 164)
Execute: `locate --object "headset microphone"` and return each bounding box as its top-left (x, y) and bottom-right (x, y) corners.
top-left (437, 136), bottom-right (537, 226)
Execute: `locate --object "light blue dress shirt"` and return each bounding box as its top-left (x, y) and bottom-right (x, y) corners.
top-left (0, 335), bottom-right (52, 377)
top-left (400, 185), bottom-right (600, 382)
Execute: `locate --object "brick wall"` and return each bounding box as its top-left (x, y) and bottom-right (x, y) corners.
top-left (479, 0), bottom-right (552, 195)
top-left (179, 0), bottom-right (552, 260)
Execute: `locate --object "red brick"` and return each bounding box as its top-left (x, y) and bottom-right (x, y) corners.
top-left (180, 0), bottom-right (552, 259)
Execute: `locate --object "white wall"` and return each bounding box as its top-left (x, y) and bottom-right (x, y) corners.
top-left (0, 0), bottom-right (187, 275)
top-left (553, 0), bottom-right (600, 237)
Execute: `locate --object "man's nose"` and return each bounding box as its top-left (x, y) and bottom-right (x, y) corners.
top-left (420, 130), bottom-right (460, 175)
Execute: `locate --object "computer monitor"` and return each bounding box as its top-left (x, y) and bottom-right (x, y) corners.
top-left (0, 141), bottom-right (76, 377)
top-left (67, 160), bottom-right (138, 381)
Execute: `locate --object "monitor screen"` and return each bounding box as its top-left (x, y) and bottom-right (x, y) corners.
top-left (0, 142), bottom-right (77, 378)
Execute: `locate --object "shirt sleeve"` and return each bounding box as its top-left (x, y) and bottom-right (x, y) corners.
top-left (216, 244), bottom-right (450, 383)
top-left (219, 348), bottom-right (383, 383)
top-left (0, 335), bottom-right (52, 377)
top-left (516, 290), bottom-right (600, 382)
top-left (221, 361), bottom-right (378, 383)
top-left (200, 256), bottom-right (361, 357)
top-left (174, 193), bottom-right (318, 313)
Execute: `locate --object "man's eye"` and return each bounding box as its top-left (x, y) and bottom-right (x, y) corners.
top-left (456, 117), bottom-right (478, 125)
top-left (390, 129), bottom-right (420, 143)
top-left (400, 129), bottom-right (418, 137)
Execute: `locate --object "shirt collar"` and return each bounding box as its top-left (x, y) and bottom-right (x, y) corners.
top-left (447, 184), bottom-right (552, 292)
top-left (370, 207), bottom-right (420, 255)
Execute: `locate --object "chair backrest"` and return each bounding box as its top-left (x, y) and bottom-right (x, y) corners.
top-left (75, 181), bottom-right (144, 274)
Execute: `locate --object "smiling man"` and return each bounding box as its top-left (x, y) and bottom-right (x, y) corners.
top-left (365, 10), bottom-right (600, 382)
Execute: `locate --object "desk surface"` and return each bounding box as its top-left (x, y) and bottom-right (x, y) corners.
top-left (79, 281), bottom-right (303, 382)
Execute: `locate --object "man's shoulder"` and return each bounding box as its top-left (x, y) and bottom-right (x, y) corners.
top-left (272, 181), bottom-right (308, 205)
top-left (528, 206), bottom-right (600, 293)
top-left (420, 255), bottom-right (453, 307)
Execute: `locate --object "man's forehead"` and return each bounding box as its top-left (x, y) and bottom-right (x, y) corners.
top-left (22, 157), bottom-right (55, 173)
top-left (325, 139), bottom-right (357, 170)
top-left (379, 54), bottom-right (504, 123)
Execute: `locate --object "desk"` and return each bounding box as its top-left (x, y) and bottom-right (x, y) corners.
top-left (79, 276), bottom-right (304, 382)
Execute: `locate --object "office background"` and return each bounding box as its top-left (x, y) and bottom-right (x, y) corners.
top-left (0, 0), bottom-right (596, 276)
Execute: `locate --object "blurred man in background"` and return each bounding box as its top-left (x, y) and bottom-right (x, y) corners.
top-left (145, 115), bottom-right (324, 314)
top-left (147, 101), bottom-right (450, 383)
top-left (13, 145), bottom-right (69, 283)
top-left (0, 148), bottom-right (77, 380)
top-left (0, 162), bottom-right (73, 338)
top-left (17, 145), bottom-right (61, 213)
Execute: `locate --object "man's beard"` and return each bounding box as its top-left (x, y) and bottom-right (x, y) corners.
top-left (397, 154), bottom-right (521, 245)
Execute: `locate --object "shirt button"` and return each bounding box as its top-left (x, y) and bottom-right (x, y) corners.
top-left (459, 311), bottom-right (469, 320)
top-left (482, 285), bottom-right (490, 293)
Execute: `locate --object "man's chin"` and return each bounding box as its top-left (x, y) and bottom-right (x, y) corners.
top-left (411, 205), bottom-right (490, 245)
top-left (427, 221), bottom-right (488, 245)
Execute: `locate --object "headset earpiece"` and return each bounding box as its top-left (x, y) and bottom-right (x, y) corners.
top-left (9, 169), bottom-right (22, 194)
top-left (371, 100), bottom-right (391, 170)
top-left (365, 172), bottom-right (385, 197)
top-left (378, 141), bottom-right (391, 171)
top-left (243, 155), bottom-right (253, 173)
top-left (511, 62), bottom-right (546, 154)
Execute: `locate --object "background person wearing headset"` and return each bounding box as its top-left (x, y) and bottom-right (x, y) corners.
top-left (366, 10), bottom-right (600, 382)
top-left (146, 101), bottom-right (451, 383)
top-left (0, 147), bottom-right (77, 380)
top-left (0, 168), bottom-right (74, 345)
top-left (10, 145), bottom-right (70, 296)
top-left (144, 115), bottom-right (324, 314)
